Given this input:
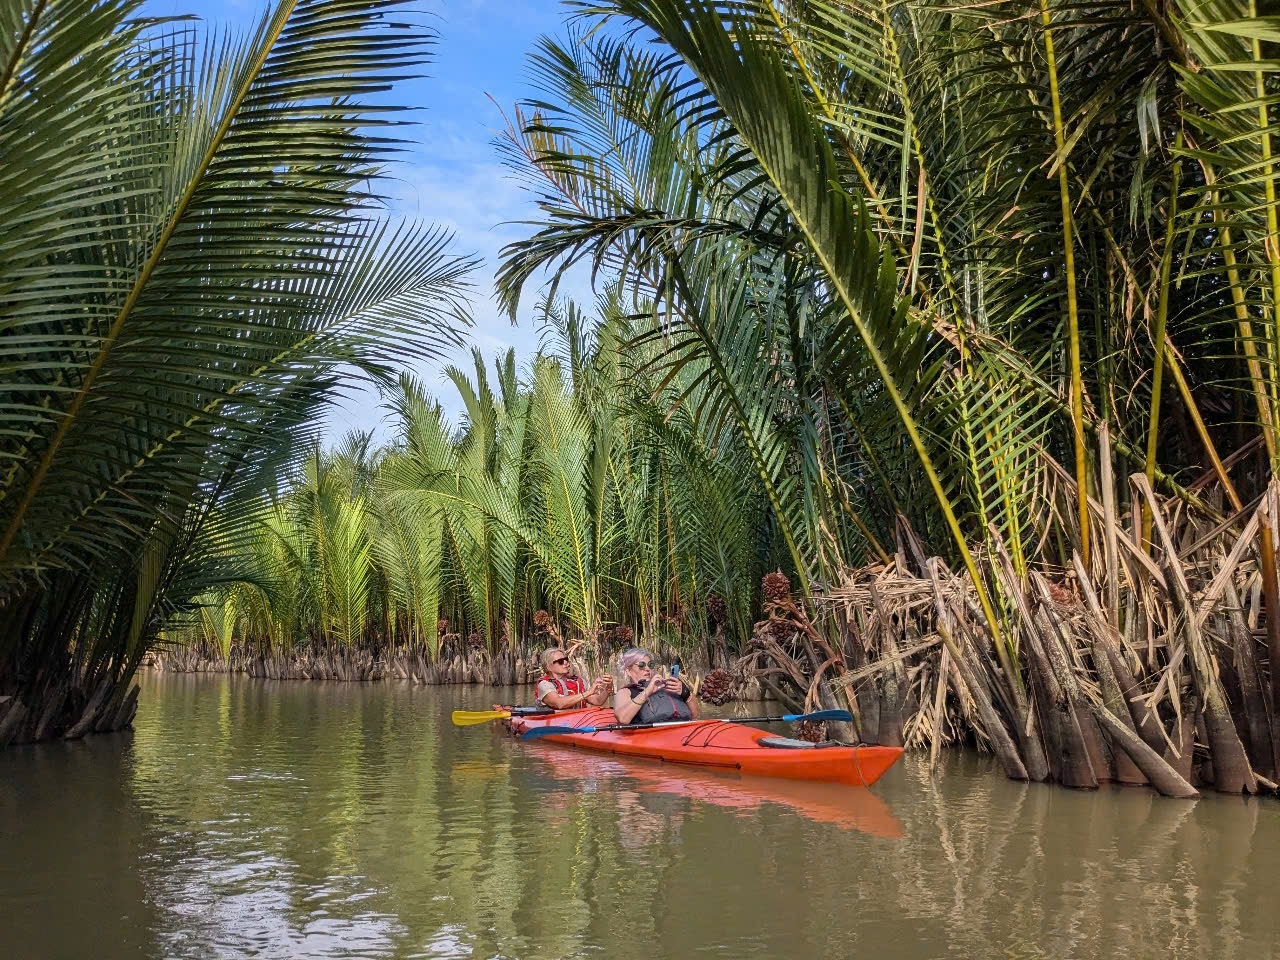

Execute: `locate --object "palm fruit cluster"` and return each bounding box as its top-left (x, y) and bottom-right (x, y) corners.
top-left (762, 570), bottom-right (791, 603)
top-left (698, 668), bottom-right (736, 705)
top-left (795, 719), bottom-right (826, 743)
top-left (707, 593), bottom-right (728, 623)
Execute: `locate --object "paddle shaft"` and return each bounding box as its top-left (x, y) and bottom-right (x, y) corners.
top-left (521, 709), bottom-right (851, 739)
top-left (605, 714), bottom-right (807, 733)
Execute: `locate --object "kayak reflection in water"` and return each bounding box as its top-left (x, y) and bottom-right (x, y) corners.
top-left (614, 647), bottom-right (699, 724)
top-left (534, 647), bottom-right (613, 710)
top-left (529, 748), bottom-right (905, 839)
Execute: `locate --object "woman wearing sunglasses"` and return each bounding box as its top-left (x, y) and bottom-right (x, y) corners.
top-left (613, 647), bottom-right (697, 725)
top-left (533, 647), bottom-right (613, 710)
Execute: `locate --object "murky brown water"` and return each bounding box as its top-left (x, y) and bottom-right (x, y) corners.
top-left (1, 674), bottom-right (1277, 959)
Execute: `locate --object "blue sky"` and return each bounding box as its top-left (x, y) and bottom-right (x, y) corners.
top-left (149, 0), bottom-right (590, 441)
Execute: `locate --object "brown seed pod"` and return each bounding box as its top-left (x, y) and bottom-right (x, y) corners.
top-left (1045, 580), bottom-right (1076, 606)
top-left (794, 719), bottom-right (826, 743)
top-left (707, 593), bottom-right (728, 623)
top-left (698, 668), bottom-right (736, 706)
top-left (765, 618), bottom-right (795, 642)
top-left (762, 570), bottom-right (791, 603)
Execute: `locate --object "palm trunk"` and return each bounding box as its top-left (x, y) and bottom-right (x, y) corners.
top-left (1087, 699), bottom-right (1198, 798)
top-left (927, 561), bottom-right (1030, 780)
top-left (1033, 581), bottom-right (1111, 782)
top-left (1071, 553), bottom-right (1146, 783)
top-left (1264, 493), bottom-right (1280, 776)
top-left (1136, 475), bottom-right (1257, 793)
top-left (1028, 606), bottom-right (1098, 788)
top-left (1223, 581), bottom-right (1275, 779)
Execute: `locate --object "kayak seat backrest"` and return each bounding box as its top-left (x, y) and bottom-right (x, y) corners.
top-left (757, 736), bottom-right (840, 750)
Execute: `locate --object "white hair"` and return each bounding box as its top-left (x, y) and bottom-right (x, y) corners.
top-left (617, 647), bottom-right (651, 672)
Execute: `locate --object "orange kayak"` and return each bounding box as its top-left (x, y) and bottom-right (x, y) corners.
top-left (507, 707), bottom-right (903, 787)
top-left (528, 748), bottom-right (906, 837)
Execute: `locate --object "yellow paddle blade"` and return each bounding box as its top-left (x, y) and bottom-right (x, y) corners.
top-left (451, 709), bottom-right (511, 726)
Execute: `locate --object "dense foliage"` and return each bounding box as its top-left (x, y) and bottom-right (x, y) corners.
top-left (11, 0), bottom-right (1280, 789)
top-left (179, 0), bottom-right (1280, 662)
top-left (165, 299), bottom-right (770, 660)
top-left (0, 0), bottom-right (472, 742)
top-left (476, 0), bottom-right (1280, 789)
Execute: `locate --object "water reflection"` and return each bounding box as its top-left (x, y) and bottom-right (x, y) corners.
top-left (526, 746), bottom-right (905, 838)
top-left (0, 674), bottom-right (1276, 959)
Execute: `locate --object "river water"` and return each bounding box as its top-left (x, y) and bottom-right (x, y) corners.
top-left (1, 674), bottom-right (1276, 959)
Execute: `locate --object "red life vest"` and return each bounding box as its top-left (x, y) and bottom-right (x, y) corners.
top-left (535, 674), bottom-right (586, 705)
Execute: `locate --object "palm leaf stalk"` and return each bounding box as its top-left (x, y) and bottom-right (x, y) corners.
top-left (1038, 0), bottom-right (1091, 566)
top-left (1142, 137), bottom-right (1183, 548)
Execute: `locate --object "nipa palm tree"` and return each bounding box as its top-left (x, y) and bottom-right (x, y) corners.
top-left (0, 0), bottom-right (474, 746)
top-left (491, 1), bottom-right (1280, 791)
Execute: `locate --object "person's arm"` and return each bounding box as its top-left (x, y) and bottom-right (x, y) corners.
top-left (613, 686), bottom-right (640, 724)
top-left (666, 677), bottom-right (699, 718)
top-left (542, 684), bottom-right (596, 710)
top-left (534, 679), bottom-right (559, 708)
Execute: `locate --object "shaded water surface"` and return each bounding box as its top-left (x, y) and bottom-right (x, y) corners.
top-left (1, 674), bottom-right (1277, 959)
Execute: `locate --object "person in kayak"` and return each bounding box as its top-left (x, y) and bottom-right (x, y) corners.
top-left (534, 647), bottom-right (613, 710)
top-left (613, 647), bottom-right (698, 725)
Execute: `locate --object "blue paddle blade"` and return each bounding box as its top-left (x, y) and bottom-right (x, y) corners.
top-left (781, 709), bottom-right (853, 723)
top-left (520, 725), bottom-right (588, 740)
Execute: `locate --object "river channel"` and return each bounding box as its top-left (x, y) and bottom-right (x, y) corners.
top-left (1, 673), bottom-right (1276, 959)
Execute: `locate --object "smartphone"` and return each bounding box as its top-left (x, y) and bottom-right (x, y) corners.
top-left (670, 664), bottom-right (680, 679)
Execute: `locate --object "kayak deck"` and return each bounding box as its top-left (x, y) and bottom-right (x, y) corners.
top-left (507, 707), bottom-right (902, 787)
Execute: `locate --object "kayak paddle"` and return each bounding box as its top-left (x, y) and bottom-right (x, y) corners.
top-left (452, 706), bottom-right (557, 726)
top-left (452, 709), bottom-right (512, 726)
top-left (520, 709), bottom-right (852, 740)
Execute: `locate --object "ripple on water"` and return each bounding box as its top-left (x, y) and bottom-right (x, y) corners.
top-left (2, 674), bottom-right (1278, 960)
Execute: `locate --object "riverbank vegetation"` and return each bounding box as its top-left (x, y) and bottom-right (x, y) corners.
top-left (0, 0), bottom-right (473, 746)
top-left (9, 0), bottom-right (1280, 800)
top-left (152, 299), bottom-right (774, 684)
top-left (479, 0), bottom-right (1280, 796)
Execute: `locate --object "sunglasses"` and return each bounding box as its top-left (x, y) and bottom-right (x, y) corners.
top-left (550, 656), bottom-right (569, 666)
top-left (631, 661), bottom-right (652, 671)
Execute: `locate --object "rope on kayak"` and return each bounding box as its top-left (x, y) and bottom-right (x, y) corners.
top-left (686, 727), bottom-right (727, 752)
top-left (680, 723), bottom-right (738, 748)
top-left (678, 723), bottom-right (775, 751)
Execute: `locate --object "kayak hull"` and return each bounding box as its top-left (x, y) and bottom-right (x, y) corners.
top-left (507, 707), bottom-right (903, 787)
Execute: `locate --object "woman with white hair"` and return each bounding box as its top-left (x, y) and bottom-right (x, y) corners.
top-left (613, 647), bottom-right (698, 725)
